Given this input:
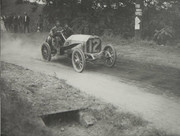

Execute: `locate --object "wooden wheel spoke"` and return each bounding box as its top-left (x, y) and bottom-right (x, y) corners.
top-left (72, 49), bottom-right (85, 73)
top-left (103, 46), bottom-right (116, 67)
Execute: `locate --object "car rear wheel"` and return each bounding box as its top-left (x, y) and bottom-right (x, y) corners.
top-left (41, 42), bottom-right (51, 61)
top-left (72, 49), bottom-right (86, 73)
top-left (103, 45), bottom-right (116, 67)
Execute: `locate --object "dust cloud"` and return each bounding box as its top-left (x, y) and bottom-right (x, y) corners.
top-left (1, 33), bottom-right (48, 59)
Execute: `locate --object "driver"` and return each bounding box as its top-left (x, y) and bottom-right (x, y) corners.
top-left (49, 20), bottom-right (63, 51)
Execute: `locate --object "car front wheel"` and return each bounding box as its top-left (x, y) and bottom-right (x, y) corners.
top-left (72, 49), bottom-right (86, 73)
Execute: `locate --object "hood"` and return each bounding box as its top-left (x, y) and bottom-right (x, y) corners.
top-left (64, 34), bottom-right (98, 47)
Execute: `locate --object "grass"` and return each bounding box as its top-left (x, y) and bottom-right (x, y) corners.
top-left (0, 78), bottom-right (56, 136)
top-left (0, 78), bottom-right (169, 136)
top-left (102, 34), bottom-right (180, 70)
top-left (101, 35), bottom-right (156, 46)
top-left (88, 105), bottom-right (168, 136)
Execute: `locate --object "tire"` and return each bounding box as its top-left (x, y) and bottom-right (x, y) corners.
top-left (72, 49), bottom-right (86, 73)
top-left (41, 42), bottom-right (52, 61)
top-left (103, 45), bottom-right (117, 67)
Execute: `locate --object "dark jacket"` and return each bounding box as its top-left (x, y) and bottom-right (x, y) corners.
top-left (17, 16), bottom-right (22, 25)
top-left (64, 26), bottom-right (74, 38)
top-left (13, 16), bottom-right (19, 26)
top-left (50, 26), bottom-right (63, 37)
top-left (23, 15), bottom-right (30, 25)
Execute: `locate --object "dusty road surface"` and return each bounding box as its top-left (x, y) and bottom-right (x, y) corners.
top-left (1, 33), bottom-right (180, 135)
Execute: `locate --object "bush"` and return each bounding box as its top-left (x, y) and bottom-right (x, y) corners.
top-left (153, 27), bottom-right (174, 45)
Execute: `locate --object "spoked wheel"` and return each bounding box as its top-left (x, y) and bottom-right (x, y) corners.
top-left (41, 42), bottom-right (51, 61)
top-left (72, 49), bottom-right (86, 73)
top-left (103, 45), bottom-right (117, 67)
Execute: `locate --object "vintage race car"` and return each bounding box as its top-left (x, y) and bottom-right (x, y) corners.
top-left (41, 31), bottom-right (117, 73)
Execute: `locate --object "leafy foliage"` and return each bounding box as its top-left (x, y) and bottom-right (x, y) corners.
top-left (42, 0), bottom-right (180, 42)
top-left (43, 0), bottom-right (135, 37)
top-left (31, 2), bottom-right (38, 12)
top-left (142, 0), bottom-right (180, 43)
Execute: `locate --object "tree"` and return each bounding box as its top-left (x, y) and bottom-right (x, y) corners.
top-left (142, 0), bottom-right (180, 43)
top-left (42, 0), bottom-right (180, 41)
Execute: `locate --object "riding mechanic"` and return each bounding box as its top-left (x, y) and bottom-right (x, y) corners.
top-left (63, 23), bottom-right (74, 38)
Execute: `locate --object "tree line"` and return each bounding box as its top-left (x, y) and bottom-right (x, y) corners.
top-left (2, 0), bottom-right (180, 44)
top-left (43, 0), bottom-right (180, 44)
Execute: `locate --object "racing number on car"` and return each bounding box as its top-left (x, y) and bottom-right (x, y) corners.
top-left (88, 39), bottom-right (101, 53)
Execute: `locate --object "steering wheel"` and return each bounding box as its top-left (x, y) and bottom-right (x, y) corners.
top-left (57, 30), bottom-right (64, 34)
top-left (56, 30), bottom-right (66, 40)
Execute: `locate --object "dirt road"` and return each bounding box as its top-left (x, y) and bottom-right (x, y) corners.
top-left (1, 33), bottom-right (180, 135)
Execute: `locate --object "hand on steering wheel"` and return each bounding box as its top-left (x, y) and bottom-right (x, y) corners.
top-left (57, 30), bottom-right (64, 33)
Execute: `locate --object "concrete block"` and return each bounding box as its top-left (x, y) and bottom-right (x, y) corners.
top-left (79, 112), bottom-right (96, 127)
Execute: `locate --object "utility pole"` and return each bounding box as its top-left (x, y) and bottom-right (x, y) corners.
top-left (135, 0), bottom-right (143, 39)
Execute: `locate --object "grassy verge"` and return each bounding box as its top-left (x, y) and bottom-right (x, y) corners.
top-left (1, 61), bottom-right (169, 136)
top-left (102, 35), bottom-right (180, 69)
top-left (0, 78), bottom-right (57, 136)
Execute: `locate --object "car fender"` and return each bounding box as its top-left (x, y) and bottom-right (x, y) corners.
top-left (65, 43), bottom-right (83, 55)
